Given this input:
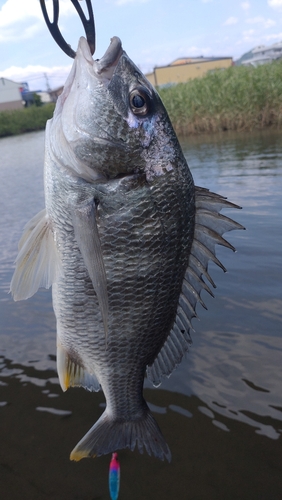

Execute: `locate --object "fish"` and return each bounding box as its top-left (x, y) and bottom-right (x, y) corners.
top-left (10, 35), bottom-right (244, 463)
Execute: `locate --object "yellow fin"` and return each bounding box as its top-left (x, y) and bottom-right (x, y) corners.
top-left (70, 449), bottom-right (96, 461)
top-left (57, 343), bottom-right (100, 393)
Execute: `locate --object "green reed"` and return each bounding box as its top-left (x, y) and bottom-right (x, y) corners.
top-left (0, 103), bottom-right (55, 138)
top-left (1, 62), bottom-right (282, 139)
top-left (159, 60), bottom-right (282, 135)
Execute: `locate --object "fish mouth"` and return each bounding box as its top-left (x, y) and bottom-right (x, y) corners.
top-left (78, 35), bottom-right (124, 83)
top-left (94, 37), bottom-right (124, 78)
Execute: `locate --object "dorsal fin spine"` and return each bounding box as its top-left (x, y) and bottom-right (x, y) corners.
top-left (147, 187), bottom-right (245, 387)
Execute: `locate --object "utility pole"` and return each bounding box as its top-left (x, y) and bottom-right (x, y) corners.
top-left (44, 72), bottom-right (51, 92)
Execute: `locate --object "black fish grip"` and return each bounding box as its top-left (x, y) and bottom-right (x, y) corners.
top-left (40, 0), bottom-right (95, 58)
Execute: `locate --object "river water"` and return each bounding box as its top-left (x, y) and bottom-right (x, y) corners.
top-left (0, 129), bottom-right (281, 500)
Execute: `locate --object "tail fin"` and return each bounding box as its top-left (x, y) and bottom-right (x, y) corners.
top-left (70, 408), bottom-right (171, 462)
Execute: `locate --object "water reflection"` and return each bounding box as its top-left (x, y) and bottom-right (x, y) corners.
top-left (162, 129), bottom-right (282, 441)
top-left (1, 357), bottom-right (282, 499)
top-left (0, 130), bottom-right (282, 498)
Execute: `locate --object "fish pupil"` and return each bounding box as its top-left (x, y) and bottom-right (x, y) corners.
top-left (132, 94), bottom-right (145, 108)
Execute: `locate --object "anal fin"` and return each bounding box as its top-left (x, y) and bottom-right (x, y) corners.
top-left (57, 343), bottom-right (100, 393)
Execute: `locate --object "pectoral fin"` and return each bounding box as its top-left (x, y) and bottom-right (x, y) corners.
top-left (72, 200), bottom-right (108, 343)
top-left (10, 209), bottom-right (61, 301)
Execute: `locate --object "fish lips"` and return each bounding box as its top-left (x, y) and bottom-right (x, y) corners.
top-left (93, 36), bottom-right (124, 80)
top-left (78, 35), bottom-right (125, 85)
top-left (56, 36), bottom-right (124, 112)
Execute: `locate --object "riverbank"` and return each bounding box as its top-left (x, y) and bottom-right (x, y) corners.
top-left (0, 104), bottom-right (55, 138)
top-left (1, 60), bottom-right (282, 138)
top-left (159, 60), bottom-right (282, 135)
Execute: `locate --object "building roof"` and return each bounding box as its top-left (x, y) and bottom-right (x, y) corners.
top-left (0, 77), bottom-right (21, 87)
top-left (236, 41), bottom-right (282, 66)
top-left (170, 57), bottom-right (208, 66)
top-left (154, 56), bottom-right (232, 71)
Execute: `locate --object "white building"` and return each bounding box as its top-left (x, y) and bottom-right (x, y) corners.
top-left (36, 91), bottom-right (52, 104)
top-left (0, 78), bottom-right (23, 111)
top-left (240, 41), bottom-right (282, 66)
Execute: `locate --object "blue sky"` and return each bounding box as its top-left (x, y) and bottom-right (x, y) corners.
top-left (0, 0), bottom-right (282, 91)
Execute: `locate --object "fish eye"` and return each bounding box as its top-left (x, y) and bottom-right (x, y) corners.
top-left (129, 88), bottom-right (150, 116)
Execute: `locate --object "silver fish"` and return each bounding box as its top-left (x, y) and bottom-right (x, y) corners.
top-left (11, 36), bottom-right (243, 462)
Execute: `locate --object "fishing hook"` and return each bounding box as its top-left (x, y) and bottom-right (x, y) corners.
top-left (40, 0), bottom-right (95, 58)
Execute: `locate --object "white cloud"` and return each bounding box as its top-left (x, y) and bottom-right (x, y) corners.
top-left (268, 0), bottom-right (282, 8)
top-left (0, 23), bottom-right (42, 42)
top-left (0, 0), bottom-right (75, 28)
top-left (1, 64), bottom-right (72, 90)
top-left (263, 32), bottom-right (282, 40)
top-left (265, 19), bottom-right (277, 28)
top-left (0, 0), bottom-right (38, 27)
top-left (245, 16), bottom-right (263, 24)
top-left (115, 0), bottom-right (149, 5)
top-left (223, 17), bottom-right (239, 26)
top-left (245, 16), bottom-right (276, 28)
top-left (0, 0), bottom-right (78, 42)
top-left (242, 29), bottom-right (255, 40)
top-left (241, 1), bottom-right (250, 9)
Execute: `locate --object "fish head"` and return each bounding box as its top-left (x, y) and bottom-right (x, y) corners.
top-left (49, 36), bottom-right (181, 182)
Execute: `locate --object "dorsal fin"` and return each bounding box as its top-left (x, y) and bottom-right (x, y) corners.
top-left (147, 187), bottom-right (245, 387)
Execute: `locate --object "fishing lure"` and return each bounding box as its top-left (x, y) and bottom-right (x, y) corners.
top-left (109, 453), bottom-right (120, 500)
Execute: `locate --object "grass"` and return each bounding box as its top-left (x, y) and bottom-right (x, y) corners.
top-left (1, 61), bottom-right (282, 138)
top-left (0, 104), bottom-right (55, 138)
top-left (158, 60), bottom-right (282, 135)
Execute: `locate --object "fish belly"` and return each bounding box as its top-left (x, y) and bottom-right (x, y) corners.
top-left (48, 162), bottom-right (194, 461)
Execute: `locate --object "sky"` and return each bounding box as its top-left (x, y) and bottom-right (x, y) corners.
top-left (0, 0), bottom-right (282, 91)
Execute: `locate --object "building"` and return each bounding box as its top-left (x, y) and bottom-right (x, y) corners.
top-left (37, 91), bottom-right (52, 104)
top-left (0, 77), bottom-right (23, 111)
top-left (48, 86), bottom-right (64, 102)
top-left (146, 56), bottom-right (233, 87)
top-left (236, 41), bottom-right (282, 66)
top-left (21, 90), bottom-right (53, 107)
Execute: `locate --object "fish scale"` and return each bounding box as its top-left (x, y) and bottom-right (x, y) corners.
top-left (52, 163), bottom-right (193, 431)
top-left (11, 35), bottom-right (244, 463)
